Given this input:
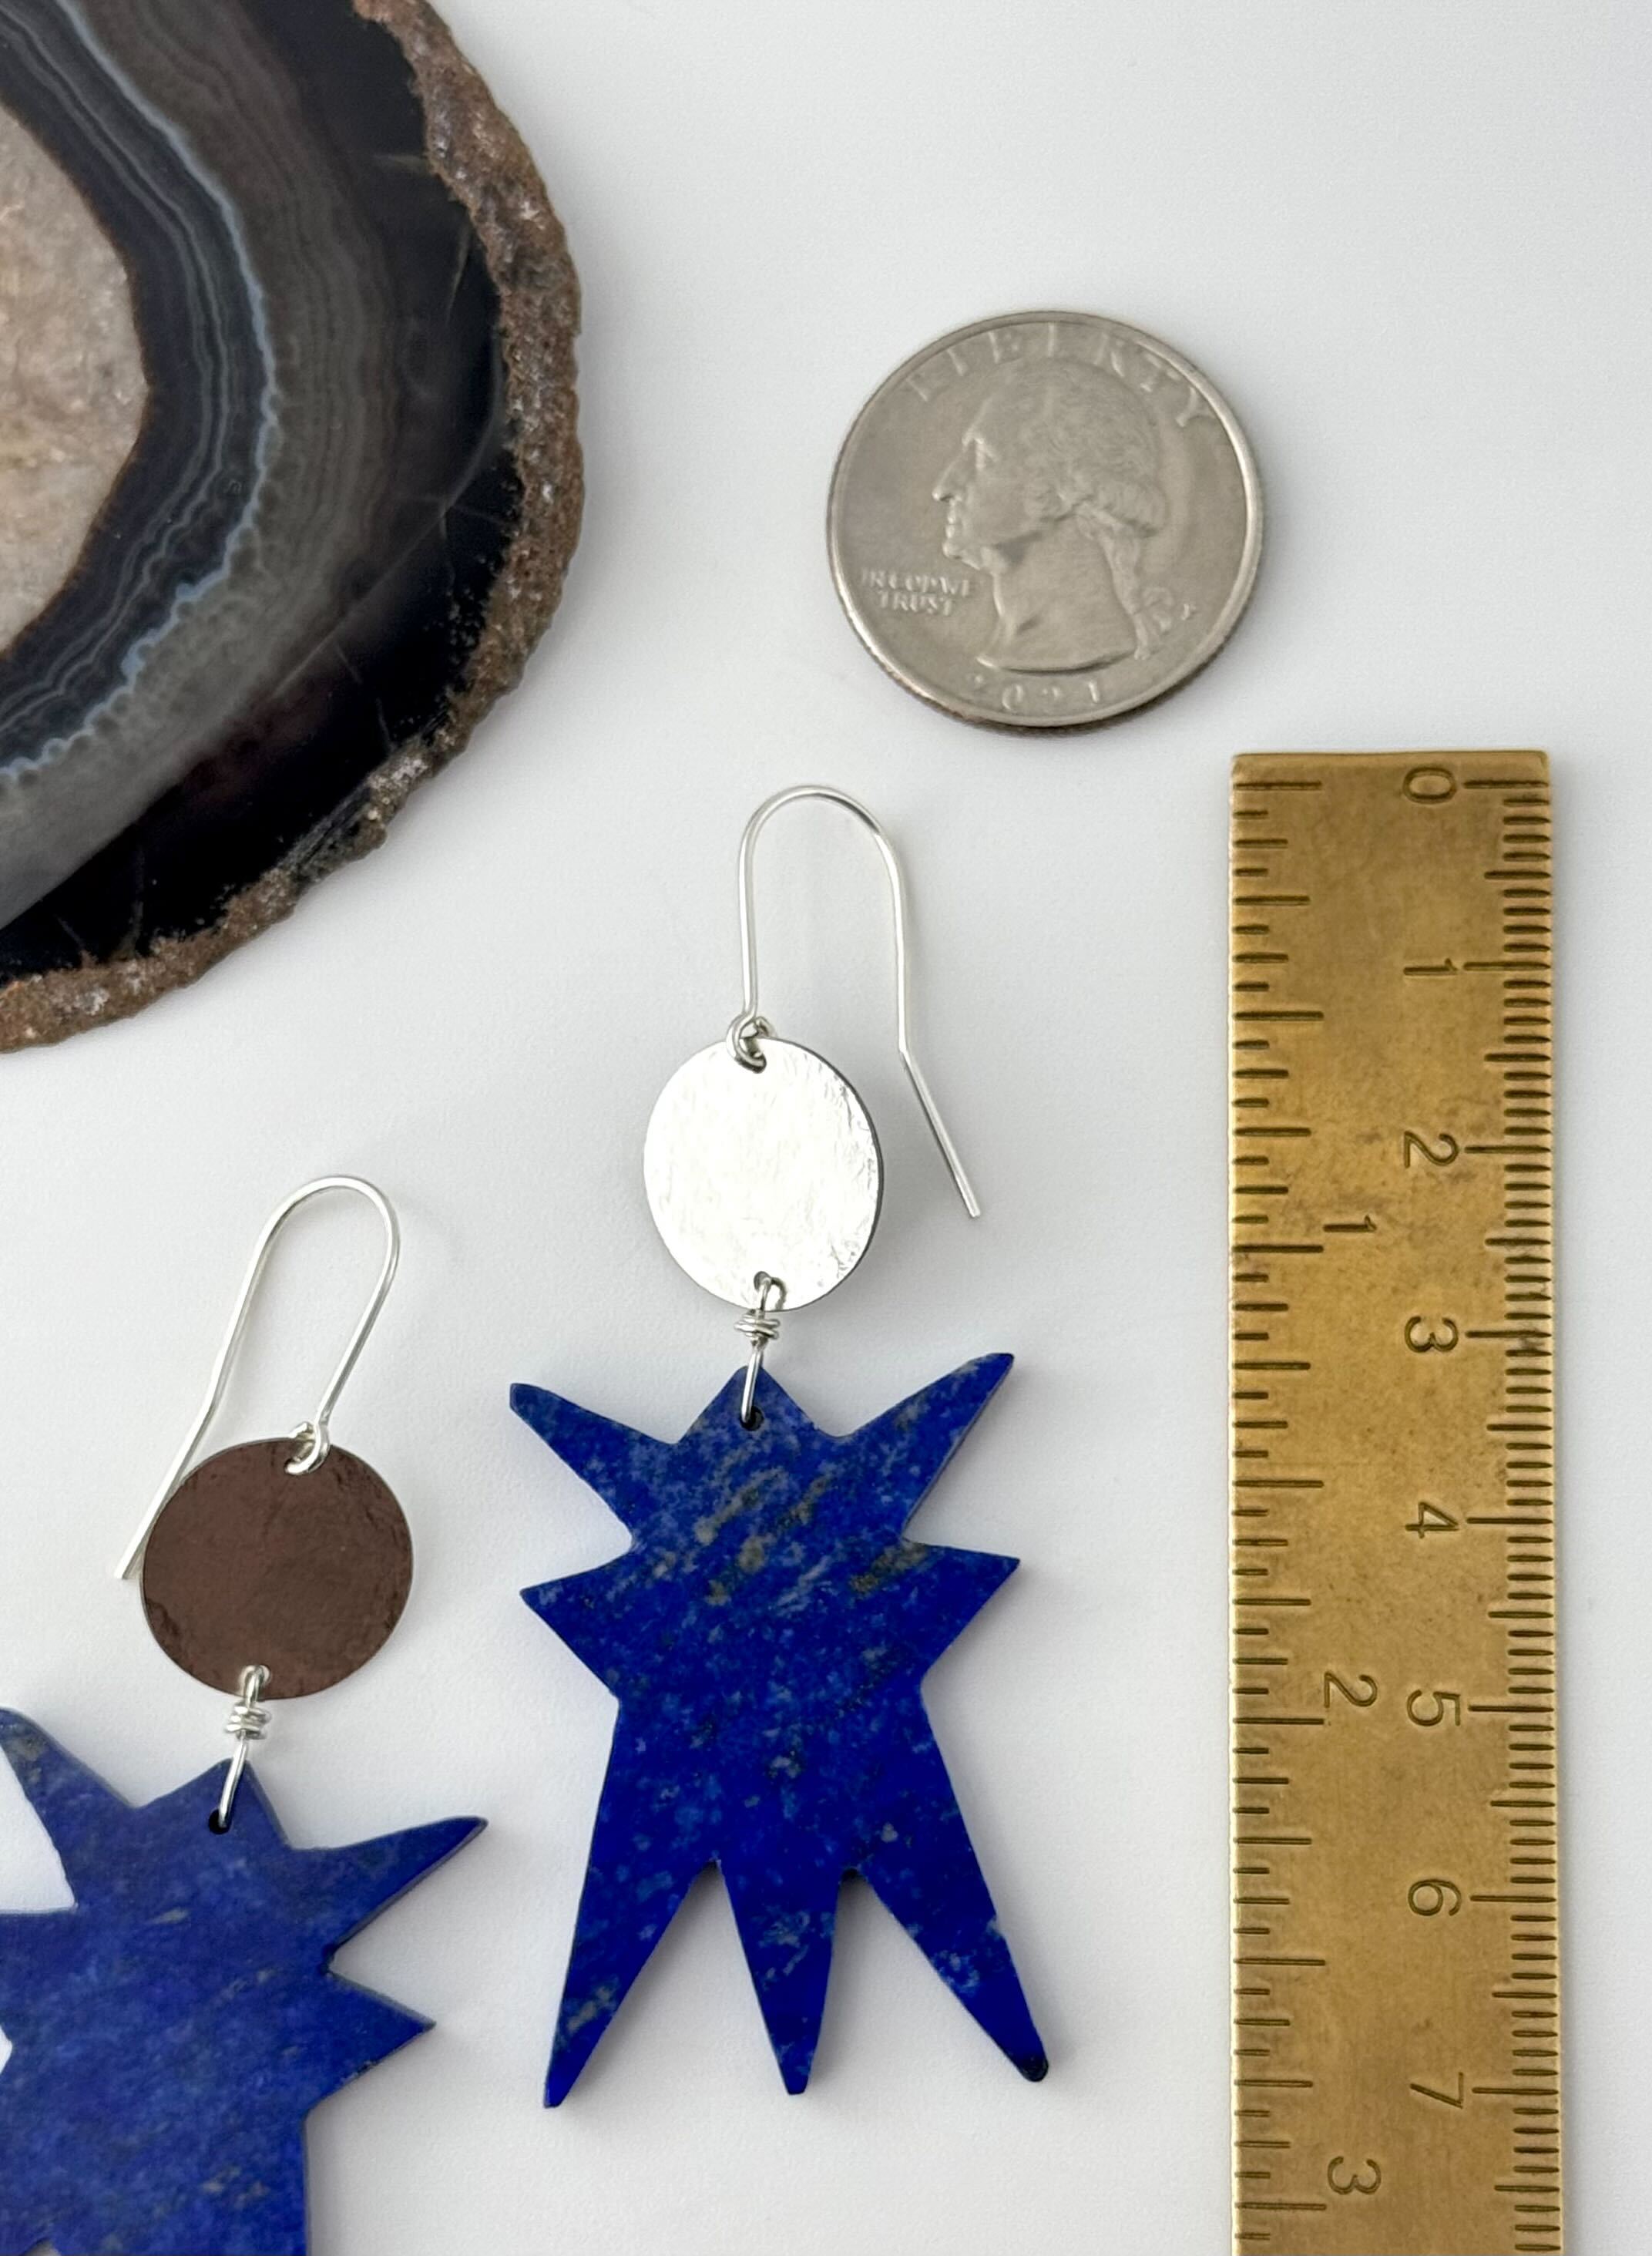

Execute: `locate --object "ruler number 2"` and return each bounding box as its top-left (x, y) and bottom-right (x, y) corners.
top-left (1323, 1670), bottom-right (1378, 1710)
top-left (1403, 1129), bottom-right (1459, 1168)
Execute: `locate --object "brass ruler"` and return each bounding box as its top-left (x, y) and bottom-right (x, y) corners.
top-left (1230, 751), bottom-right (1559, 2256)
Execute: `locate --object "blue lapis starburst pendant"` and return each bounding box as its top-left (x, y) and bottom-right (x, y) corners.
top-left (513, 1351), bottom-right (1046, 2101)
top-left (0, 1714), bottom-right (480, 2256)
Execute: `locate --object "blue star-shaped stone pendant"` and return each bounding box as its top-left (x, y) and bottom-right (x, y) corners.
top-left (512, 1351), bottom-right (1046, 2102)
top-left (0, 1712), bottom-right (481, 2256)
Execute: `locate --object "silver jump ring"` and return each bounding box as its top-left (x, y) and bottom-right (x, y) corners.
top-left (284, 1421), bottom-right (330, 1477)
top-left (725, 1011), bottom-right (773, 1071)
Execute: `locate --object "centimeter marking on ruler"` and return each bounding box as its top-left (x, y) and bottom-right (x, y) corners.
top-left (1229, 751), bottom-right (1559, 2256)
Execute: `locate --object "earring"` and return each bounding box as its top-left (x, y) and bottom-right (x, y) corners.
top-left (0, 1178), bottom-right (482, 2256)
top-left (514, 786), bottom-right (1046, 2102)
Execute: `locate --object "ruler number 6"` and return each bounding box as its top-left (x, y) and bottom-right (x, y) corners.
top-left (1403, 1129), bottom-right (1459, 1168)
top-left (1327, 2155), bottom-right (1383, 2197)
top-left (1409, 1877), bottom-right (1463, 1918)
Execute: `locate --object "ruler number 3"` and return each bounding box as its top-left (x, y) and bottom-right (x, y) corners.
top-left (1327, 2155), bottom-right (1383, 2197)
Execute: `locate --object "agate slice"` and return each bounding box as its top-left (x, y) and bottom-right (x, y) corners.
top-left (0, 0), bottom-right (580, 1047)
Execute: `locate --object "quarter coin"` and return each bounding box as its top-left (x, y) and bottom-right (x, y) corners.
top-left (828, 310), bottom-right (1262, 730)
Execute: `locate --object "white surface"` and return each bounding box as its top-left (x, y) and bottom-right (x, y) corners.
top-left (0, 2), bottom-right (1644, 2249)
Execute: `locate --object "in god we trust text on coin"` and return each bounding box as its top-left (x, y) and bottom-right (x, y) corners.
top-left (828, 311), bottom-right (1263, 731)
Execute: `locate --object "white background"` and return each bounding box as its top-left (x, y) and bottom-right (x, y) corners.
top-left (0, 2), bottom-right (1646, 2249)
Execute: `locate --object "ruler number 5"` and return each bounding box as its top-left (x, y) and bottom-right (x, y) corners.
top-left (1406, 1688), bottom-right (1462, 1726)
top-left (1327, 2155), bottom-right (1383, 2197)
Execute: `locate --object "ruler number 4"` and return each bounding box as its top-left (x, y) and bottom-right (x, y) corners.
top-left (1407, 1499), bottom-right (1460, 1539)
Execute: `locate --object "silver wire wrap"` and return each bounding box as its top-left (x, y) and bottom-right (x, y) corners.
top-left (736, 1273), bottom-right (787, 1427)
top-left (211, 1665), bottom-right (270, 1833)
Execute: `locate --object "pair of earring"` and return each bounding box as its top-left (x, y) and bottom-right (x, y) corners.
top-left (0, 788), bottom-right (1043, 2256)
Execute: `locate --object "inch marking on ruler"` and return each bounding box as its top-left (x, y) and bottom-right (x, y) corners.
top-left (1229, 752), bottom-right (1559, 2256)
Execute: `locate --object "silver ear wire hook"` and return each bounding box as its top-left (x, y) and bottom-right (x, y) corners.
top-left (725, 785), bottom-right (982, 1219)
top-left (116, 1176), bottom-right (401, 1582)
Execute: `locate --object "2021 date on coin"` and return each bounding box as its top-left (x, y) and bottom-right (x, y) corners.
top-left (828, 311), bottom-right (1262, 731)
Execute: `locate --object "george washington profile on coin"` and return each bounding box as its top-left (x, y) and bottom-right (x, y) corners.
top-left (932, 358), bottom-right (1168, 674)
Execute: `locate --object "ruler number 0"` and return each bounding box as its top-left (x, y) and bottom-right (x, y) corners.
top-left (1327, 2156), bottom-right (1384, 2197)
top-left (1403, 765), bottom-right (1458, 802)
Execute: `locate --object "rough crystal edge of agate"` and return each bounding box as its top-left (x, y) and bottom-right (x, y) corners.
top-left (0, 0), bottom-right (583, 1052)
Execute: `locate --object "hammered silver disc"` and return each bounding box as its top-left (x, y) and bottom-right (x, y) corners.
top-left (643, 1039), bottom-right (884, 1309)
